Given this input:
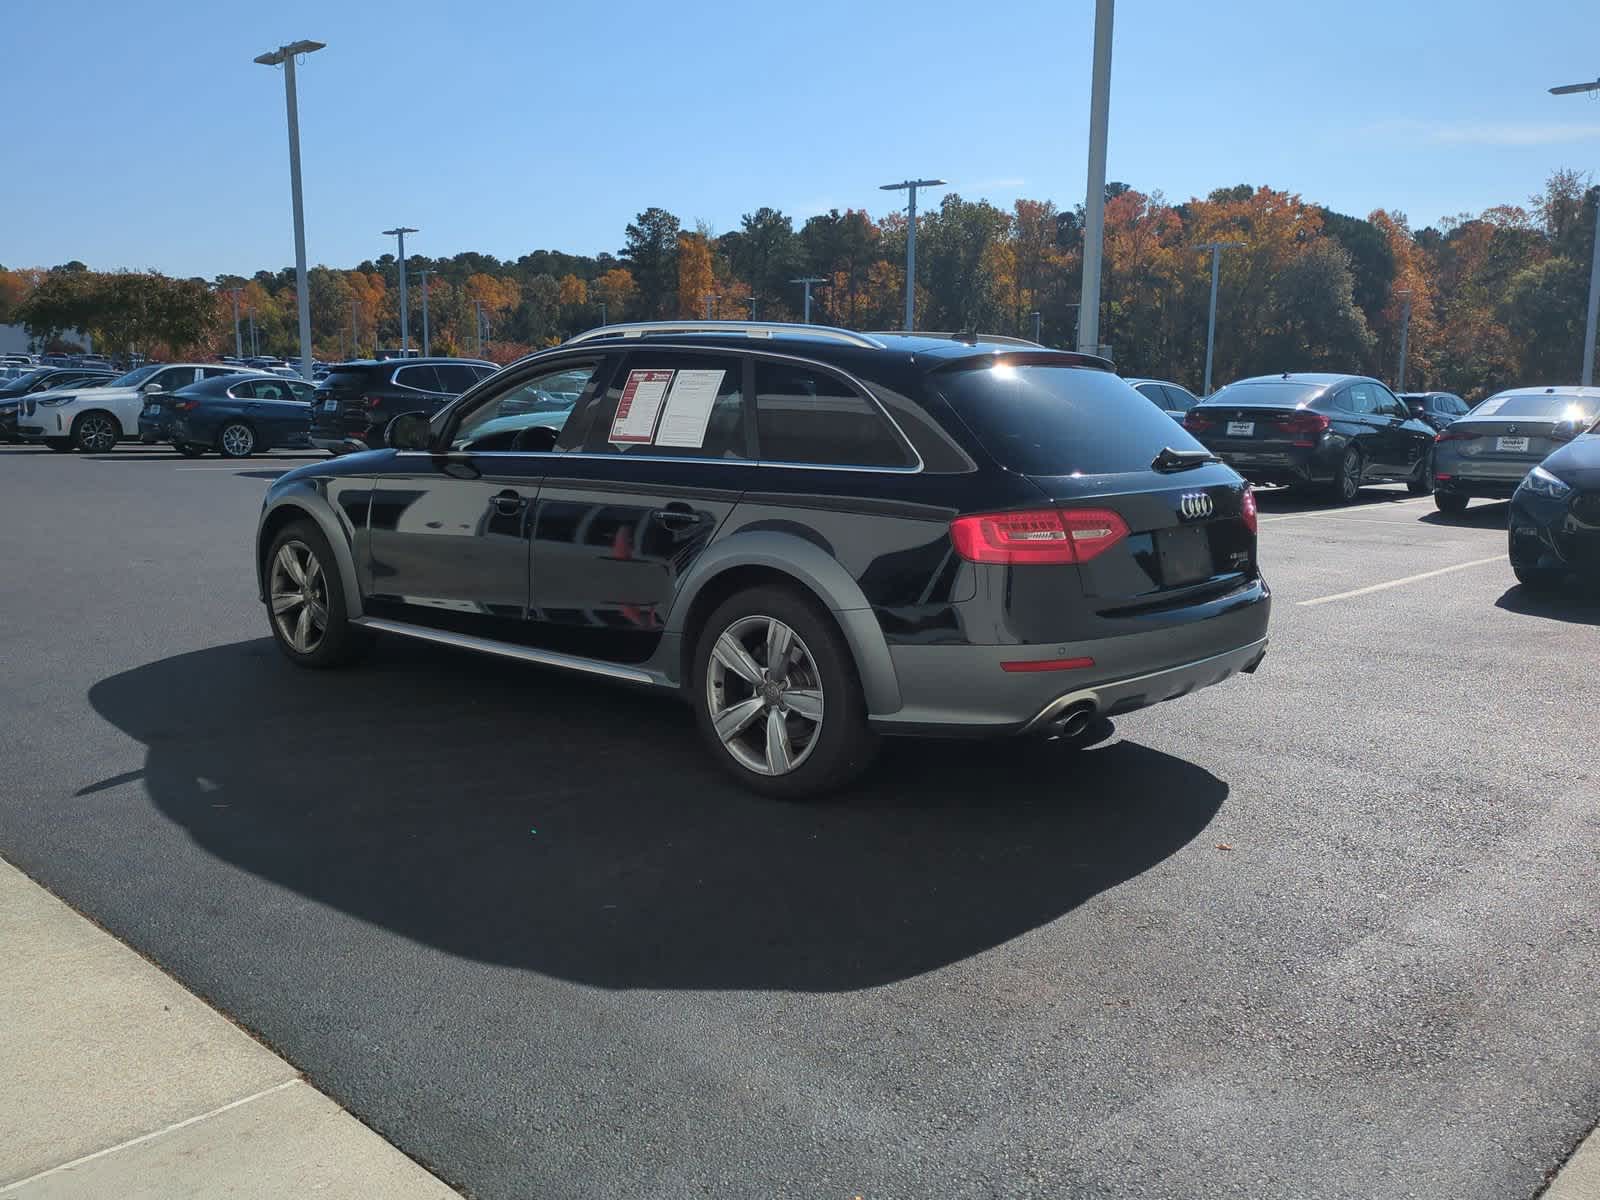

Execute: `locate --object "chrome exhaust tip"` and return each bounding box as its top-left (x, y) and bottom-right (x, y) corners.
top-left (1053, 700), bottom-right (1097, 741)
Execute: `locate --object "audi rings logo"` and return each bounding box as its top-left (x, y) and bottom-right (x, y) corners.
top-left (1178, 492), bottom-right (1214, 521)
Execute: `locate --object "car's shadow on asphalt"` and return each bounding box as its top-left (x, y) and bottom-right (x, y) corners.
top-left (1496, 583), bottom-right (1600, 626)
top-left (1252, 484), bottom-right (1417, 516)
top-left (84, 637), bottom-right (1227, 992)
top-left (1417, 501), bottom-right (1509, 528)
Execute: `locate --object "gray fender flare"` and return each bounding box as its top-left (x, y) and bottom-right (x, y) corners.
top-left (256, 485), bottom-right (364, 621)
top-left (662, 530), bottom-right (902, 716)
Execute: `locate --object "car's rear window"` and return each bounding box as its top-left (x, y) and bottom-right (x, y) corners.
top-left (938, 364), bottom-right (1205, 476)
top-left (1201, 381), bottom-right (1324, 408)
top-left (1470, 393), bottom-right (1600, 422)
top-left (319, 368), bottom-right (373, 391)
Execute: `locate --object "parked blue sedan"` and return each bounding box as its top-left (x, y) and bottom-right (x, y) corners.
top-left (149, 374), bottom-right (318, 458)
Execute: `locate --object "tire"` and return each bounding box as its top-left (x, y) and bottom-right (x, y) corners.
top-left (691, 584), bottom-right (878, 799)
top-left (262, 520), bottom-right (371, 669)
top-left (176, 443), bottom-right (206, 458)
top-left (218, 421), bottom-right (256, 459)
top-left (71, 411), bottom-right (120, 453)
top-left (44, 438), bottom-right (73, 452)
top-left (1514, 566), bottom-right (1562, 593)
top-left (1330, 444), bottom-right (1363, 504)
top-left (1407, 449), bottom-right (1435, 495)
top-left (1434, 491), bottom-right (1469, 515)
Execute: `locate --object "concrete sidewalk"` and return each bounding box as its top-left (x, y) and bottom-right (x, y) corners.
top-left (0, 857), bottom-right (459, 1199)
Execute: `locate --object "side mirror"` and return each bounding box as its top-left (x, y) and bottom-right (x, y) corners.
top-left (386, 411), bottom-right (433, 451)
top-left (143, 383), bottom-right (165, 395)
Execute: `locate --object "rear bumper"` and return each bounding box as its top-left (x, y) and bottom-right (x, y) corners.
top-left (1211, 442), bottom-right (1331, 487)
top-left (869, 578), bottom-right (1271, 736)
top-left (1434, 454), bottom-right (1532, 497)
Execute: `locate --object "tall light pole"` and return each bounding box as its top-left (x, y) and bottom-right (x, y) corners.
top-left (1077, 0), bottom-right (1114, 355)
top-left (416, 268), bottom-right (431, 357)
top-left (791, 276), bottom-right (825, 323)
top-left (1030, 311), bottom-right (1042, 343)
top-left (598, 300), bottom-right (608, 325)
top-left (1550, 76), bottom-right (1600, 386)
top-left (1197, 241), bottom-right (1243, 395)
top-left (880, 178), bottom-right (945, 331)
top-left (382, 226), bottom-right (418, 354)
top-left (1395, 288), bottom-right (1413, 392)
top-left (474, 300), bottom-right (484, 356)
top-left (703, 293), bottom-right (721, 320)
top-left (228, 288), bottom-right (243, 359)
top-left (253, 39), bottom-right (324, 381)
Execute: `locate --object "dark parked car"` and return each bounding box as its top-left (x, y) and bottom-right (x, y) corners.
top-left (1400, 391), bottom-right (1471, 432)
top-left (1, 368), bottom-right (116, 442)
top-left (144, 373), bottom-right (317, 456)
top-left (308, 357), bottom-right (497, 453)
top-left (1433, 387), bottom-right (1600, 514)
top-left (1126, 377), bottom-right (1201, 421)
top-left (1183, 373), bottom-right (1436, 502)
top-left (255, 322), bottom-right (1270, 797)
top-left (1507, 421), bottom-right (1600, 592)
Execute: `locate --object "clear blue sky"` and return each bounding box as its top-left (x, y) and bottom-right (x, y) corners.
top-left (4, 0), bottom-right (1598, 279)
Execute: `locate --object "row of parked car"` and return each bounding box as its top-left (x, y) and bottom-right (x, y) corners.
top-left (2, 356), bottom-right (498, 456)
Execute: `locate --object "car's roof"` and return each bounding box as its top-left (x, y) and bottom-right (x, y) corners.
top-left (330, 357), bottom-right (496, 368)
top-left (1484, 385), bottom-right (1600, 399)
top-left (1227, 372), bottom-right (1367, 387)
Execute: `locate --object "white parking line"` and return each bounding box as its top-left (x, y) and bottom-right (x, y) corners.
top-left (1296, 555), bottom-right (1506, 607)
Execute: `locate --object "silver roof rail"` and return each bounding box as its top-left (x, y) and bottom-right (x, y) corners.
top-left (866, 330), bottom-right (1045, 348)
top-left (565, 320), bottom-right (886, 349)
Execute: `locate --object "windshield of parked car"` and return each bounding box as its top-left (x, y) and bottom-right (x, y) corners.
top-left (1469, 393), bottom-right (1600, 423)
top-left (106, 364), bottom-right (161, 389)
top-left (939, 362), bottom-right (1208, 476)
top-left (7, 368), bottom-right (56, 389)
top-left (1201, 381), bottom-right (1325, 408)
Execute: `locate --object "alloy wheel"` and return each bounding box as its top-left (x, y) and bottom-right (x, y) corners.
top-left (79, 414), bottom-right (116, 452)
top-left (706, 615), bottom-right (824, 777)
top-left (1341, 449), bottom-right (1360, 500)
top-left (221, 423), bottom-right (255, 457)
top-left (268, 540), bottom-right (329, 654)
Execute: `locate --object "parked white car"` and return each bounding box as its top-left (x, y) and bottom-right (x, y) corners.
top-left (17, 363), bottom-right (245, 452)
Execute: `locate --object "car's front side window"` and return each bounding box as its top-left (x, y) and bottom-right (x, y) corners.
top-left (152, 367), bottom-right (196, 392)
top-left (450, 360), bottom-right (604, 453)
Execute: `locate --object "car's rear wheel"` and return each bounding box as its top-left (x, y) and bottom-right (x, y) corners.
top-left (219, 422), bottom-right (256, 458)
top-left (1407, 449), bottom-right (1435, 495)
top-left (263, 520), bottom-right (370, 669)
top-left (692, 585), bottom-right (877, 799)
top-left (72, 411), bottom-right (118, 453)
top-left (176, 443), bottom-right (206, 458)
top-left (1434, 491), bottom-right (1469, 515)
top-left (1331, 444), bottom-right (1363, 504)
top-left (1514, 566), bottom-right (1563, 593)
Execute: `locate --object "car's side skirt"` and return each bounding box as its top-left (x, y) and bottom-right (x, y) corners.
top-left (352, 616), bottom-right (672, 687)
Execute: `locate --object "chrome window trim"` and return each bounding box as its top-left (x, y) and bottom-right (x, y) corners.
top-left (390, 449), bottom-right (921, 474)
top-left (391, 364), bottom-right (444, 395)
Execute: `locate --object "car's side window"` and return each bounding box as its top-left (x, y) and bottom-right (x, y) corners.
top-left (434, 364), bottom-right (479, 394)
top-left (450, 360), bottom-right (605, 453)
top-left (202, 366), bottom-right (237, 379)
top-left (394, 364), bottom-right (442, 393)
top-left (228, 380), bottom-right (260, 399)
top-left (287, 381), bottom-right (314, 403)
top-left (1163, 384), bottom-right (1198, 412)
top-left (755, 359), bottom-right (914, 468)
top-left (1133, 382), bottom-right (1164, 408)
top-left (153, 367), bottom-right (196, 391)
top-left (584, 352), bottom-right (748, 459)
top-left (254, 381), bottom-right (290, 402)
top-left (1372, 383), bottom-right (1408, 419)
top-left (1346, 384), bottom-right (1376, 415)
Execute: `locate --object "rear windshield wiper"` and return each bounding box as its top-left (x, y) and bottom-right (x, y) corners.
top-left (1151, 445), bottom-right (1219, 473)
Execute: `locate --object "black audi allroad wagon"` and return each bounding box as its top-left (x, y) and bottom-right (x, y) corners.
top-left (254, 323), bottom-right (1271, 797)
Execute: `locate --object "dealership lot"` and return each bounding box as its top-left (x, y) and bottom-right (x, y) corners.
top-left (1, 445), bottom-right (1597, 1199)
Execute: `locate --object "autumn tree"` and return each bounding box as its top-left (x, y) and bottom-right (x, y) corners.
top-left (622, 207), bottom-right (681, 318)
top-left (590, 267), bottom-right (637, 323)
top-left (676, 232), bottom-right (715, 318)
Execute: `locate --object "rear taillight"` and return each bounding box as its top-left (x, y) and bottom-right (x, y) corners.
top-left (363, 394), bottom-right (384, 410)
top-left (1241, 486), bottom-right (1258, 534)
top-left (173, 399), bottom-right (200, 412)
top-left (950, 508), bottom-right (1130, 565)
top-left (1436, 428), bottom-right (1476, 442)
top-left (1183, 411), bottom-right (1215, 434)
top-left (1271, 410), bottom-right (1330, 446)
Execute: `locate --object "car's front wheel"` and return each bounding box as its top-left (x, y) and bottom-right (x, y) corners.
top-left (71, 411), bottom-right (119, 453)
top-left (219, 422), bottom-right (256, 458)
top-left (263, 520), bottom-right (370, 669)
top-left (692, 585), bottom-right (877, 799)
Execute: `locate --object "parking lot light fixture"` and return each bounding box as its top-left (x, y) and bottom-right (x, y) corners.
top-left (880, 179), bottom-right (945, 332)
top-left (1196, 241), bottom-right (1244, 395)
top-left (382, 227), bottom-right (418, 353)
top-left (228, 288), bottom-right (243, 360)
top-left (416, 268), bottom-right (432, 357)
top-left (1548, 76), bottom-right (1600, 386)
top-left (253, 39), bottom-right (324, 381)
top-left (1396, 289), bottom-right (1413, 392)
top-left (1077, 0), bottom-right (1114, 354)
top-left (791, 277), bottom-right (826, 324)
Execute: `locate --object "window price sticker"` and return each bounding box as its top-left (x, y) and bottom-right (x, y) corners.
top-left (655, 370), bottom-right (726, 448)
top-left (610, 369), bottom-right (674, 443)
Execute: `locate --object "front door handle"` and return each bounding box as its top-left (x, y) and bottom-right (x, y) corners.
top-left (492, 490), bottom-right (527, 516)
top-left (652, 505), bottom-right (698, 530)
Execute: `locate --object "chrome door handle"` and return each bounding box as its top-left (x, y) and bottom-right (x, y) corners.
top-left (493, 491), bottom-right (527, 516)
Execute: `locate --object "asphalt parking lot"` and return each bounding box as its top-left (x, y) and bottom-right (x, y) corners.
top-left (2, 444), bottom-right (1597, 1200)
